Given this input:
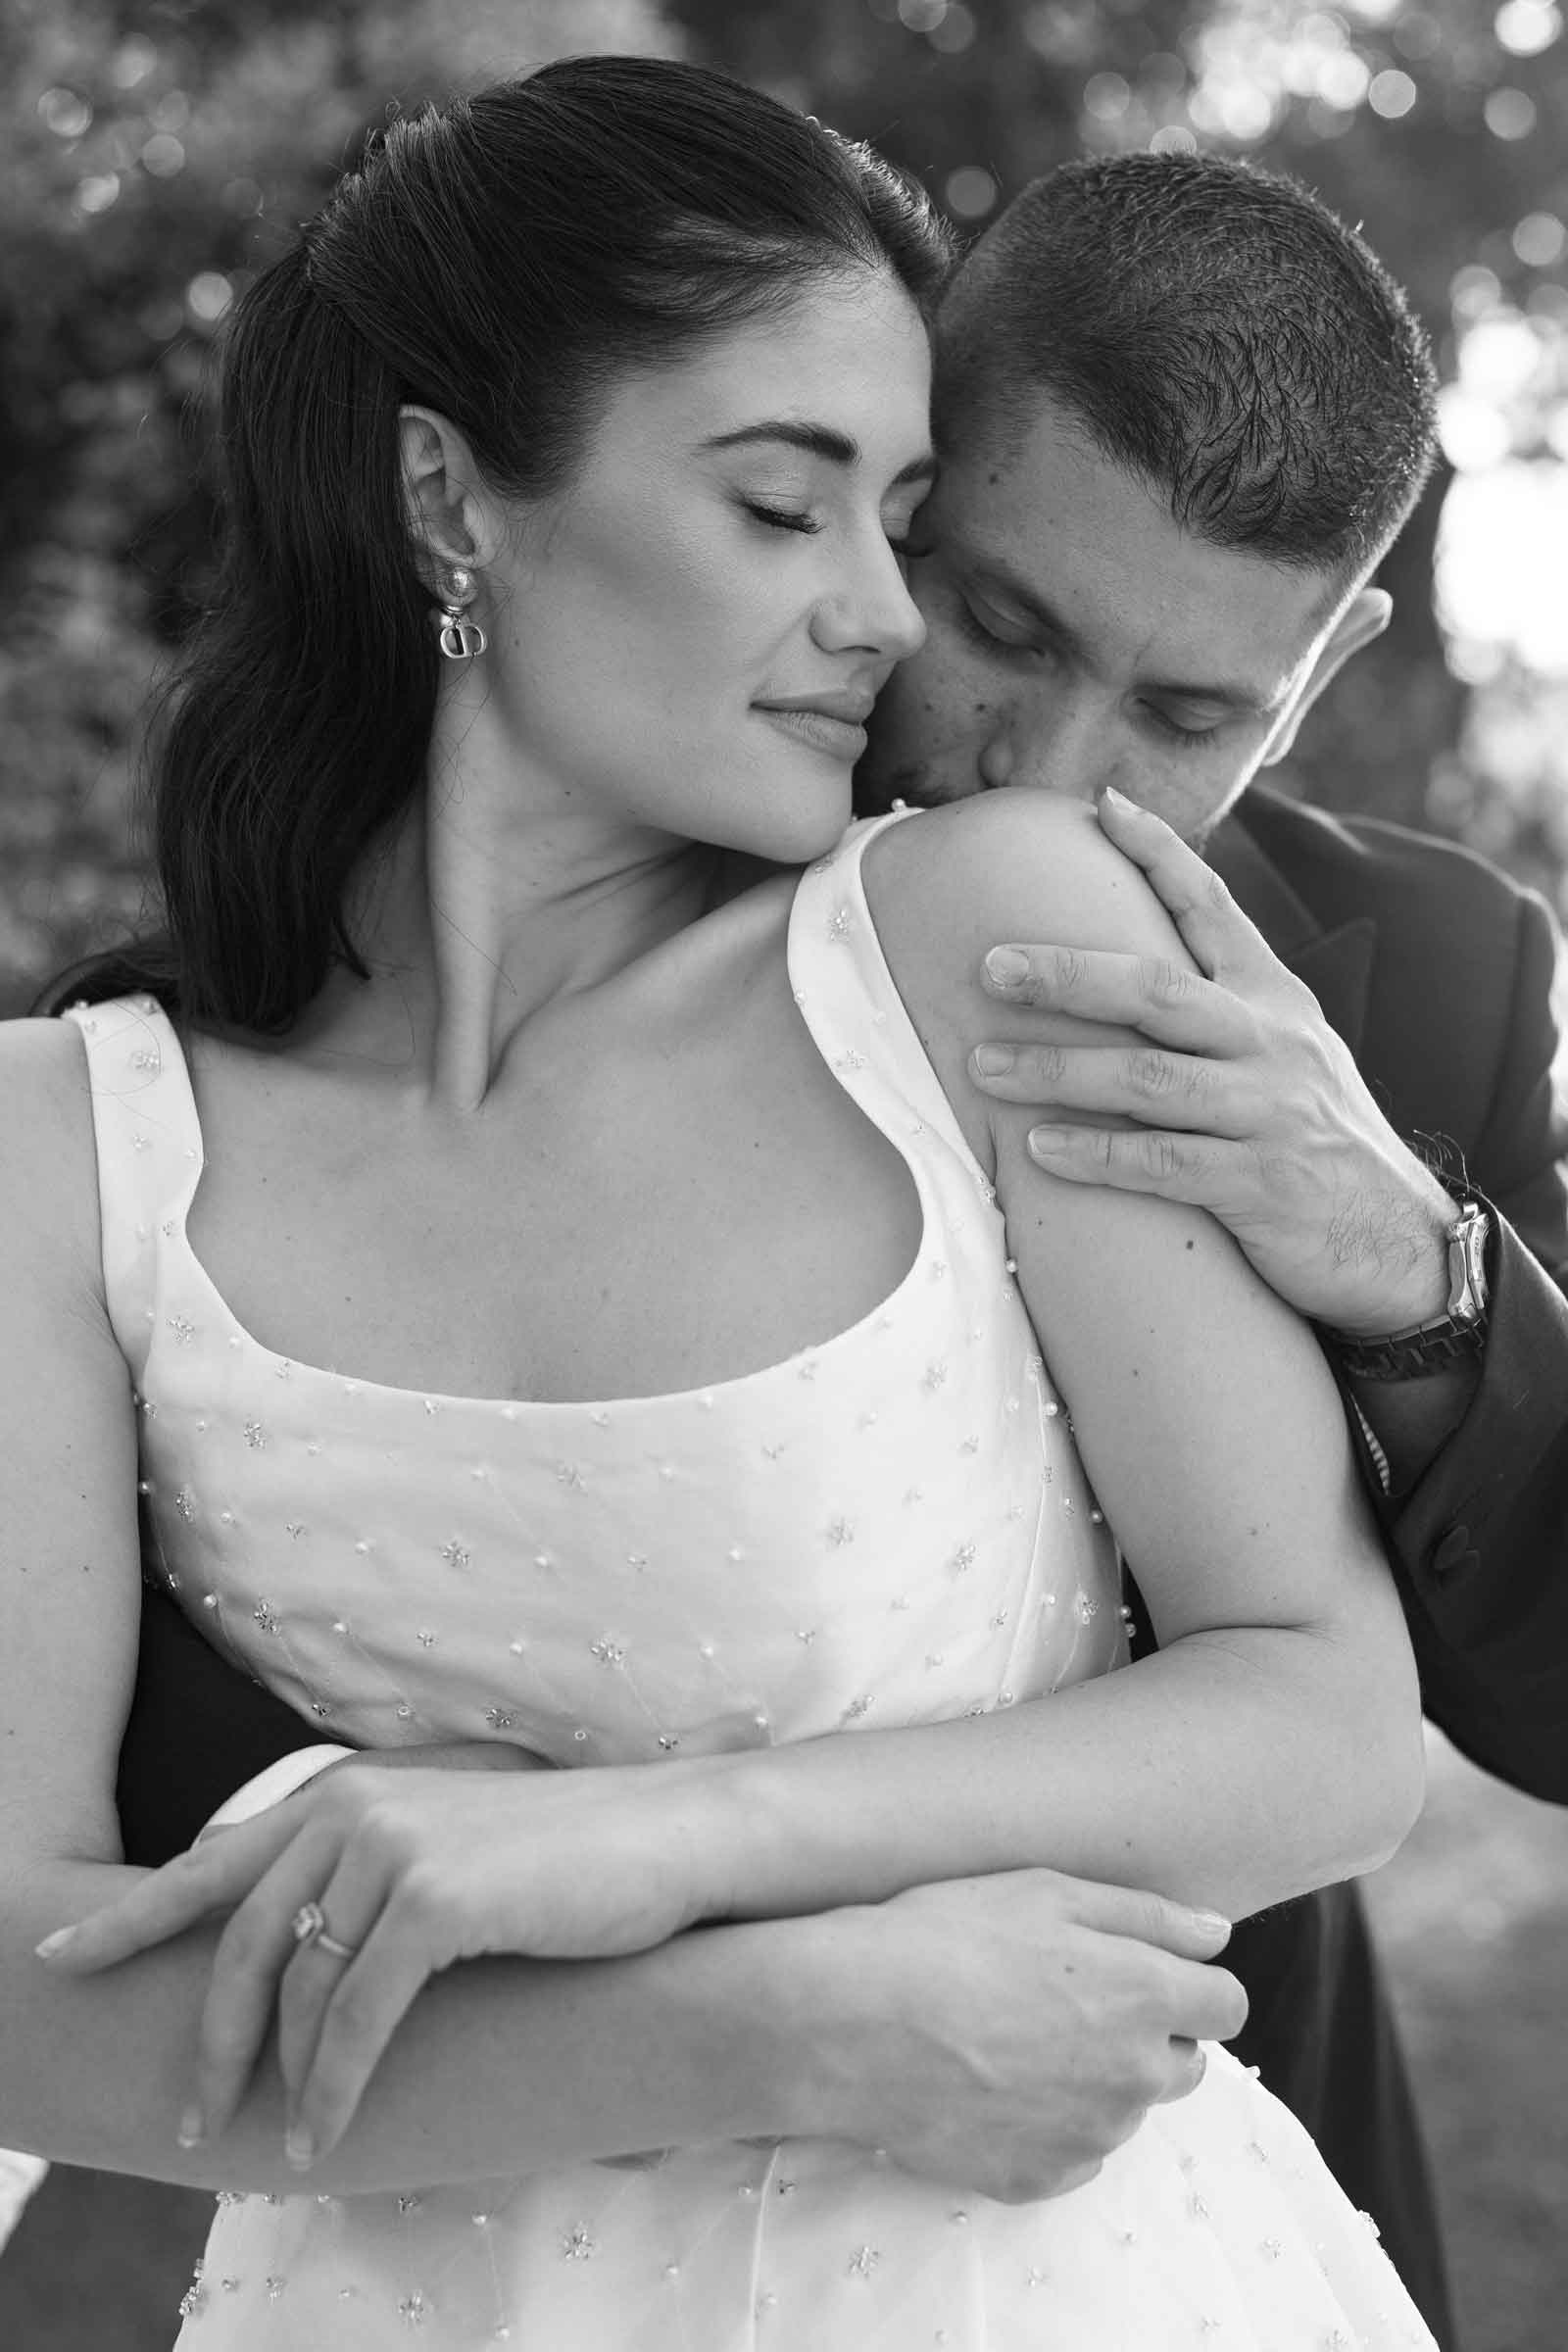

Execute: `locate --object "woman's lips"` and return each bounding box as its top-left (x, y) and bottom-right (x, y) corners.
top-left (755, 706), bottom-right (869, 760)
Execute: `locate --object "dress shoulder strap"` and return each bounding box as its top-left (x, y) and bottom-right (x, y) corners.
top-left (60, 996), bottom-right (203, 1382)
top-left (787, 808), bottom-right (994, 1194)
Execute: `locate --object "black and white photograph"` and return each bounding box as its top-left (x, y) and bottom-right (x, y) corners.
top-left (1, 3), bottom-right (1565, 2346)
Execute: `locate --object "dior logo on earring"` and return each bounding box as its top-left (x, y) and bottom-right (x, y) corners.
top-left (434, 566), bottom-right (487, 661)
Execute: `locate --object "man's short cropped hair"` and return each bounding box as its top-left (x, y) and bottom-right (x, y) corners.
top-left (934, 151), bottom-right (1439, 583)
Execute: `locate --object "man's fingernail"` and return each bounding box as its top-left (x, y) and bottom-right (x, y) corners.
top-left (176, 2105), bottom-right (205, 2149)
top-left (34, 1927), bottom-right (76, 1960)
top-left (1027, 1125), bottom-right (1068, 1154)
top-left (286, 2124), bottom-right (316, 2172)
top-left (973, 1044), bottom-right (1014, 1076)
top-left (984, 947), bottom-right (1030, 988)
top-left (1190, 1910), bottom-right (1232, 1941)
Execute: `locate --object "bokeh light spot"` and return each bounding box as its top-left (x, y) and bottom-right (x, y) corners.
top-left (1084, 72), bottom-right (1132, 122)
top-left (1368, 69), bottom-right (1418, 117)
top-left (1494, 1), bottom-right (1562, 58)
top-left (1318, 52), bottom-right (1371, 108)
top-left (944, 166), bottom-right (997, 219)
top-left (140, 133), bottom-right (187, 178)
top-left (38, 88), bottom-right (93, 139)
top-left (186, 272), bottom-right (234, 325)
top-left (1459, 313), bottom-right (1544, 399)
top-left (1450, 264), bottom-right (1503, 320)
top-left (1439, 461), bottom-right (1568, 675)
top-left (1437, 386), bottom-right (1512, 471)
top-left (929, 1), bottom-right (976, 51)
top-left (1484, 87), bottom-right (1539, 137)
top-left (74, 174), bottom-right (122, 217)
top-left (1513, 213), bottom-right (1567, 268)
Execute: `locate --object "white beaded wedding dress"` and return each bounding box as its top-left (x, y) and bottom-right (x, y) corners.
top-left (70, 811), bottom-right (1434, 2349)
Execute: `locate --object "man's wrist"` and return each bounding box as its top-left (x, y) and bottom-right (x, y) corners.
top-left (1321, 1175), bottom-right (1458, 1342)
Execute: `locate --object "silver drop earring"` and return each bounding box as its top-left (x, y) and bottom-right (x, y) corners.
top-left (434, 565), bottom-right (487, 661)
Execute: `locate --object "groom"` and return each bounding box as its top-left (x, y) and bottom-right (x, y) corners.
top-left (856, 150), bottom-right (1568, 2345)
top-left (101, 156), bottom-right (1565, 2347)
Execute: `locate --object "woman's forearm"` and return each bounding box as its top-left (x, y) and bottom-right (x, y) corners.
top-left (684, 1622), bottom-right (1425, 1929)
top-left (1, 1857), bottom-right (821, 2195)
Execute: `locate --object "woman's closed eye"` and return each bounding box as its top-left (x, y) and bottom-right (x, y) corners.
top-left (741, 500), bottom-right (923, 560)
top-left (741, 499), bottom-right (821, 536)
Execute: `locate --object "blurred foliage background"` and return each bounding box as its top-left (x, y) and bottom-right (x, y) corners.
top-left (2, 0), bottom-right (1568, 1017)
top-left (1, 10), bottom-right (1565, 2349)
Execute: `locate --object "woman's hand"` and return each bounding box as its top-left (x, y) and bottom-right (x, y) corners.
top-left (39, 1759), bottom-right (728, 2170)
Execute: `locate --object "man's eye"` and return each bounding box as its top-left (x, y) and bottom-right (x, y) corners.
top-left (1148, 707), bottom-right (1223, 749)
top-left (955, 595), bottom-right (1031, 656)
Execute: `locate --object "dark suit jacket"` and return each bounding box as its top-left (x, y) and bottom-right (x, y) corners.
top-left (1205, 786), bottom-right (1568, 2349)
top-left (115, 788), bottom-right (1568, 2352)
top-left (1211, 785), bottom-right (1568, 1800)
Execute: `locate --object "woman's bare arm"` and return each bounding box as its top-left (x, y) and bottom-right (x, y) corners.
top-left (672, 795), bottom-right (1423, 1925)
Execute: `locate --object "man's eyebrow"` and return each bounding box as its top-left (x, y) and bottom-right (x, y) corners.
top-left (967, 552), bottom-right (1280, 714)
top-left (701, 420), bottom-right (937, 489)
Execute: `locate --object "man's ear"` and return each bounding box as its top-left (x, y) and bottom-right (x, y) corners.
top-left (398, 405), bottom-right (503, 581)
top-left (1258, 587), bottom-right (1393, 768)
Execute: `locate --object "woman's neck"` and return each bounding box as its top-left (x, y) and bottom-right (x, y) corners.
top-left (289, 701), bottom-right (726, 1112)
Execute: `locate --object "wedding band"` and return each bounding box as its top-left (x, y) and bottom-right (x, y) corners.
top-left (290, 1901), bottom-right (359, 1962)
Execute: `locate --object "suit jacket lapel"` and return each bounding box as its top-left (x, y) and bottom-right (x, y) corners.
top-left (1207, 812), bottom-right (1378, 1061)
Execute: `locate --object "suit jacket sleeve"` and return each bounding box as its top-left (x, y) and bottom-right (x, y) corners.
top-left (118, 1572), bottom-right (329, 1867)
top-left (1376, 885), bottom-right (1568, 1801)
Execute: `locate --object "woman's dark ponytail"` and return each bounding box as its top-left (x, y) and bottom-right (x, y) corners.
top-left (147, 242), bottom-right (437, 1030)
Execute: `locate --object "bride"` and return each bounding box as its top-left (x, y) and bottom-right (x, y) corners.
top-left (3, 54), bottom-right (1431, 2348)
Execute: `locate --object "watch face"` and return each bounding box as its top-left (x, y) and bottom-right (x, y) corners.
top-left (1448, 1207), bottom-right (1491, 1322)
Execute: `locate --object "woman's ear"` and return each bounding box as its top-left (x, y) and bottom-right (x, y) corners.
top-left (398, 406), bottom-right (503, 580)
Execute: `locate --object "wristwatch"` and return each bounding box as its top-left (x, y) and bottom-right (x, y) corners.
top-left (1324, 1199), bottom-right (1491, 1381)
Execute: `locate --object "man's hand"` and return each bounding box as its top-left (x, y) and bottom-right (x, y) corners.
top-left (801, 1870), bottom-right (1245, 2204)
top-left (969, 787), bottom-right (1458, 1338)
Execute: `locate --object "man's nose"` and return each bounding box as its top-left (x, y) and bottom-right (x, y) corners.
top-left (977, 693), bottom-right (1106, 802)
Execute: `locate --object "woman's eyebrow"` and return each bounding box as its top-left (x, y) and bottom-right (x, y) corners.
top-left (700, 420), bottom-right (936, 488)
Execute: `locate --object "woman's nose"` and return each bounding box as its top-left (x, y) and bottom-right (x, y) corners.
top-left (813, 538), bottom-right (928, 662)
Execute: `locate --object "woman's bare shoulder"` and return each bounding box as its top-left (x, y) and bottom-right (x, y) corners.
top-left (864, 794), bottom-right (1181, 981)
top-left (859, 798), bottom-right (1191, 1145)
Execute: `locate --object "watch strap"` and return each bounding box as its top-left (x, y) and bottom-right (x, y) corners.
top-left (1326, 1315), bottom-right (1488, 1382)
top-left (1322, 1198), bottom-right (1492, 1382)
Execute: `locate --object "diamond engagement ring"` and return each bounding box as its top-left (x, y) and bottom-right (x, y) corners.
top-left (290, 1900), bottom-right (359, 1962)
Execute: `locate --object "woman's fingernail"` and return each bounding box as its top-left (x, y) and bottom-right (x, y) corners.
top-left (1101, 786), bottom-right (1136, 813)
top-left (34, 1927), bottom-right (76, 1960)
top-left (286, 2124), bottom-right (316, 2172)
top-left (1028, 1125), bottom-right (1068, 1154)
top-left (176, 2105), bottom-right (206, 2149)
top-left (973, 1044), bottom-right (1014, 1076)
top-left (984, 946), bottom-right (1030, 989)
top-left (1190, 1910), bottom-right (1232, 1941)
